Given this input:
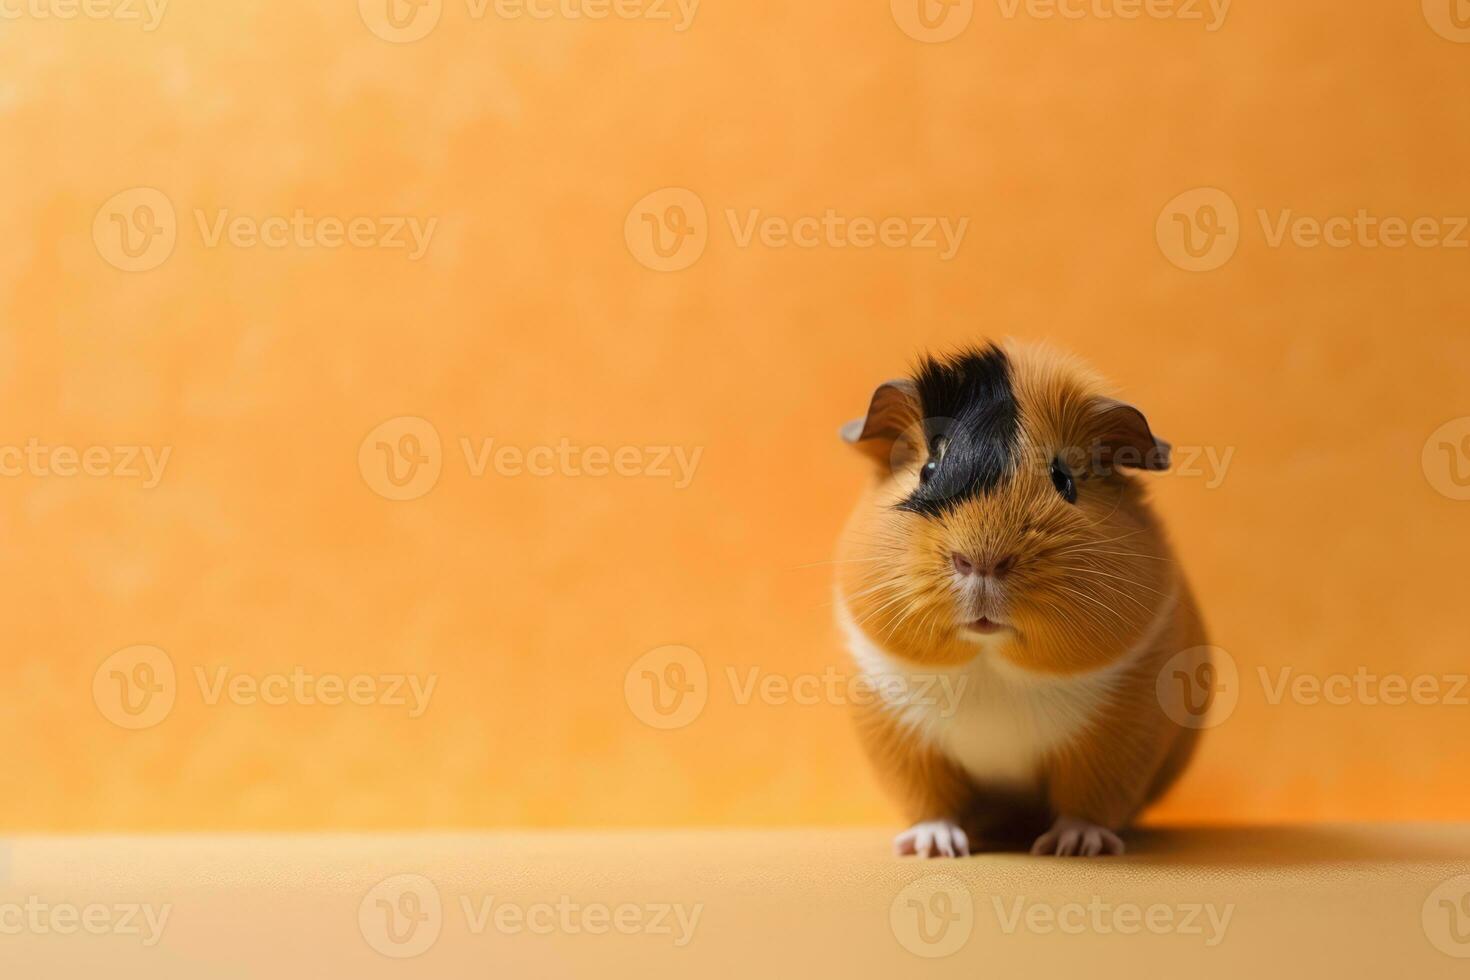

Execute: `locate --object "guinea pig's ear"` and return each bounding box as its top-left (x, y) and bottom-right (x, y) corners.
top-left (1089, 397), bottom-right (1171, 472)
top-left (840, 379), bottom-right (920, 464)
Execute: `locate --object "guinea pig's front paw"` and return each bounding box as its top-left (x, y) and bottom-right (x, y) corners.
top-left (894, 820), bottom-right (970, 858)
top-left (1030, 816), bottom-right (1124, 857)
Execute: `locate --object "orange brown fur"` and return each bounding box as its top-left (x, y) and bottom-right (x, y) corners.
top-left (837, 340), bottom-right (1208, 851)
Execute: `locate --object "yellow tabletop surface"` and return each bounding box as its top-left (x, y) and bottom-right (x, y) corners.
top-left (4, 824), bottom-right (1469, 977)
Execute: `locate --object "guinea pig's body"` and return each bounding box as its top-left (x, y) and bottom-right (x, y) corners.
top-left (835, 340), bottom-right (1207, 857)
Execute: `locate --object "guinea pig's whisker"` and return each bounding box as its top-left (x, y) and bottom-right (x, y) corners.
top-left (791, 556), bottom-right (893, 570)
top-left (905, 602), bottom-right (937, 644)
top-left (1082, 487), bottom-right (1132, 526)
top-left (1059, 562), bottom-right (1163, 603)
top-left (1055, 563), bottom-right (1171, 602)
top-left (869, 608), bottom-right (908, 643)
top-left (927, 610), bottom-right (954, 645)
top-left (1076, 565), bottom-right (1168, 591)
top-left (1076, 582), bottom-right (1162, 617)
top-left (862, 587), bottom-right (915, 616)
top-left (1070, 528), bottom-right (1148, 548)
top-left (1064, 549), bottom-right (1175, 564)
top-left (1047, 583), bottom-right (1131, 627)
top-left (853, 601), bottom-right (907, 633)
top-left (1049, 538), bottom-right (1174, 564)
top-left (1043, 612), bottom-right (1106, 656)
top-left (855, 605), bottom-right (890, 631)
top-left (846, 577), bottom-right (909, 604)
top-left (855, 588), bottom-right (922, 632)
top-left (873, 594), bottom-right (932, 643)
top-left (1055, 575), bottom-right (1157, 618)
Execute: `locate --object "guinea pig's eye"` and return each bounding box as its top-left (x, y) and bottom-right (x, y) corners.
top-left (919, 437), bottom-right (947, 484)
top-left (1049, 457), bottom-right (1078, 504)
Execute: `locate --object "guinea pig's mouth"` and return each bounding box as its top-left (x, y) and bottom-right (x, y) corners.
top-left (962, 616), bottom-right (1012, 636)
top-left (955, 580), bottom-right (1013, 637)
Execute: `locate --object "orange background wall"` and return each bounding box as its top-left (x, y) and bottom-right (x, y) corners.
top-left (1, 0), bottom-right (1468, 830)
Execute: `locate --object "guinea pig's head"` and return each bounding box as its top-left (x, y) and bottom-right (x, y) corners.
top-left (837, 340), bottom-right (1175, 674)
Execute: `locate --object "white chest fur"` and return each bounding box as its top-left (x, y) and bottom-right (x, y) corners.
top-left (836, 594), bottom-right (1171, 790)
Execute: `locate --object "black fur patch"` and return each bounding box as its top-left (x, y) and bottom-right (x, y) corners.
top-left (897, 344), bottom-right (1020, 517)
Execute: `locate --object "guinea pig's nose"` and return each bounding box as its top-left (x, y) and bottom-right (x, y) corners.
top-left (952, 552), bottom-right (1016, 579)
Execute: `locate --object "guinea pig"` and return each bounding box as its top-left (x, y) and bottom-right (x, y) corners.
top-left (834, 339), bottom-right (1208, 857)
